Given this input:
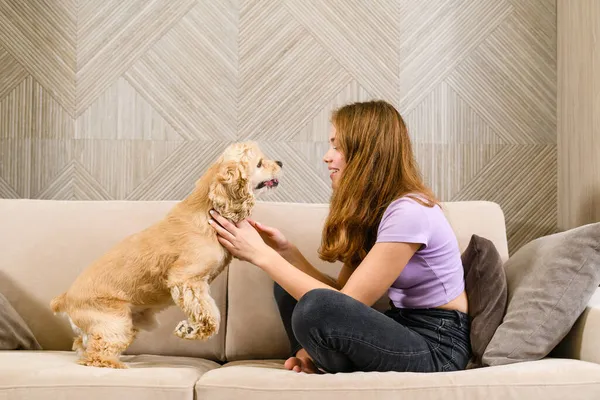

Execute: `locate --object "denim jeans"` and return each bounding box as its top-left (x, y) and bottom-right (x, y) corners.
top-left (274, 284), bottom-right (472, 373)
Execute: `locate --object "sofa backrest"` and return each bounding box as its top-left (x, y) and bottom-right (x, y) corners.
top-left (0, 199), bottom-right (227, 361)
top-left (225, 200), bottom-right (509, 361)
top-left (0, 199), bottom-right (509, 362)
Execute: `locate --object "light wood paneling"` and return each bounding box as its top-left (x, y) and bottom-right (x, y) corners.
top-left (0, 0), bottom-right (557, 253)
top-left (558, 0), bottom-right (600, 230)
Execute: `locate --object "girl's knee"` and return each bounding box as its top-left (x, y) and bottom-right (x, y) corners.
top-left (292, 289), bottom-right (341, 328)
top-left (298, 288), bottom-right (344, 311)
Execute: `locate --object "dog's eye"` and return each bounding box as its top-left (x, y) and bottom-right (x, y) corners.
top-left (257, 159), bottom-right (262, 168)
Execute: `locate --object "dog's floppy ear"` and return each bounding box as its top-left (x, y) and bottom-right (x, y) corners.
top-left (209, 160), bottom-right (255, 222)
top-left (216, 160), bottom-right (247, 187)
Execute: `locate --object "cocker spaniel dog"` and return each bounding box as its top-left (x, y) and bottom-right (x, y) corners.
top-left (50, 141), bottom-right (282, 369)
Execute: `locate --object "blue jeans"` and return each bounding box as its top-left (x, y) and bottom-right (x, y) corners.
top-left (274, 284), bottom-right (471, 373)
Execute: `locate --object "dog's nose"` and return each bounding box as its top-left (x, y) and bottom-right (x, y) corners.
top-left (275, 161), bottom-right (283, 168)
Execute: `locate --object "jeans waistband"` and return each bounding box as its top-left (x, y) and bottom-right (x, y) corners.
top-left (388, 302), bottom-right (471, 327)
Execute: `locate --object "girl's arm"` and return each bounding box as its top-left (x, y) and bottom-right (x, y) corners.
top-left (278, 244), bottom-right (342, 289)
top-left (255, 242), bottom-right (419, 305)
top-left (209, 211), bottom-right (418, 306)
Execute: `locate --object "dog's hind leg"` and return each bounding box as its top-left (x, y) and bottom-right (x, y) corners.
top-left (169, 279), bottom-right (221, 341)
top-left (72, 305), bottom-right (137, 369)
top-left (80, 331), bottom-right (135, 369)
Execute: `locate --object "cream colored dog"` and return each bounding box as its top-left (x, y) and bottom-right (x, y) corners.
top-left (50, 141), bottom-right (282, 369)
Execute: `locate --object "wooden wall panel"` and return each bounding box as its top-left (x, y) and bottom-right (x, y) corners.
top-left (557, 0), bottom-right (600, 230)
top-left (0, 0), bottom-right (557, 253)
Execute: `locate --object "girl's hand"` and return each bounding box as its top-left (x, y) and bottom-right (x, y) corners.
top-left (208, 210), bottom-right (276, 266)
top-left (247, 218), bottom-right (291, 255)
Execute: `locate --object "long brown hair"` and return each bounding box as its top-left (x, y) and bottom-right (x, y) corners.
top-left (318, 100), bottom-right (438, 269)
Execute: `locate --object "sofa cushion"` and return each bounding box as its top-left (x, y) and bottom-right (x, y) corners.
top-left (0, 199), bottom-right (227, 361)
top-left (195, 358), bottom-right (600, 400)
top-left (226, 203), bottom-right (340, 361)
top-left (0, 290), bottom-right (41, 350)
top-left (482, 222), bottom-right (600, 366)
top-left (461, 234), bottom-right (507, 369)
top-left (225, 201), bottom-right (510, 361)
top-left (0, 350), bottom-right (219, 400)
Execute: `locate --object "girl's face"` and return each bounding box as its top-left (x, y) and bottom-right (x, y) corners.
top-left (323, 127), bottom-right (346, 190)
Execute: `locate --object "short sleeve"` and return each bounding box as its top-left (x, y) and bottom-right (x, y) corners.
top-left (376, 199), bottom-right (431, 247)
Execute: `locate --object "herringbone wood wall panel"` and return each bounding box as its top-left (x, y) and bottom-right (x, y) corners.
top-left (0, 0), bottom-right (556, 254)
top-left (558, 0), bottom-right (600, 231)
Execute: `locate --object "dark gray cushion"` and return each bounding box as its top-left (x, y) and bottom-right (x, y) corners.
top-left (461, 234), bottom-right (507, 369)
top-left (482, 222), bottom-right (600, 366)
top-left (0, 291), bottom-right (41, 350)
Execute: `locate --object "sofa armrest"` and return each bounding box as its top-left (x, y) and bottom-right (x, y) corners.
top-left (552, 288), bottom-right (600, 364)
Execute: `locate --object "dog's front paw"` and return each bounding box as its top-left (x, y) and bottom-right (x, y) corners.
top-left (174, 319), bottom-right (218, 340)
top-left (174, 320), bottom-right (203, 340)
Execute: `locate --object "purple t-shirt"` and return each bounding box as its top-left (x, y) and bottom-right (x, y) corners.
top-left (376, 196), bottom-right (465, 309)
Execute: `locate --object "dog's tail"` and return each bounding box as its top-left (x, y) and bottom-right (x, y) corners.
top-left (50, 293), bottom-right (67, 314)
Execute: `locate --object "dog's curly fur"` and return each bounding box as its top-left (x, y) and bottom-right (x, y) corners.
top-left (50, 142), bottom-right (282, 369)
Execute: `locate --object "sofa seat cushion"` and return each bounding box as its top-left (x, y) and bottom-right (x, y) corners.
top-left (0, 351), bottom-right (220, 400)
top-left (195, 358), bottom-right (600, 400)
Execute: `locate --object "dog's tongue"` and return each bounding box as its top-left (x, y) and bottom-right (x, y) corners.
top-left (264, 179), bottom-right (279, 187)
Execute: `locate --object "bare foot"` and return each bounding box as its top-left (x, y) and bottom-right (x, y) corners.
top-left (284, 348), bottom-right (320, 373)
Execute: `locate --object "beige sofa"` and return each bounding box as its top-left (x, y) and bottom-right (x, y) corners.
top-left (0, 199), bottom-right (599, 400)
